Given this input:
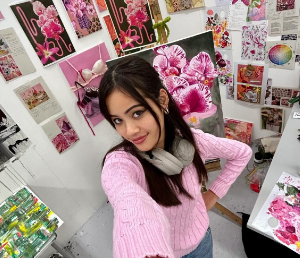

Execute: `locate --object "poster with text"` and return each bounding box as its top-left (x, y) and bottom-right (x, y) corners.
top-left (10, 0), bottom-right (75, 67)
top-left (107, 31), bottom-right (225, 138)
top-left (42, 113), bottom-right (79, 154)
top-left (14, 76), bottom-right (62, 124)
top-left (0, 27), bottom-right (35, 82)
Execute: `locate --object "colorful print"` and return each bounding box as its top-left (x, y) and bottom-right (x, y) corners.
top-left (224, 118), bottom-right (253, 145)
top-left (105, 0), bottom-right (156, 50)
top-left (264, 86), bottom-right (299, 108)
top-left (241, 21), bottom-right (267, 61)
top-left (237, 84), bottom-right (262, 104)
top-left (107, 32), bottom-right (225, 137)
top-left (226, 85), bottom-right (234, 100)
top-left (96, 0), bottom-right (107, 11)
top-left (205, 6), bottom-right (231, 49)
top-left (10, 0), bottom-right (75, 66)
top-left (237, 64), bottom-right (264, 85)
top-left (0, 36), bottom-right (10, 57)
top-left (63, 0), bottom-right (102, 38)
top-left (216, 50), bottom-right (233, 86)
top-left (277, 0), bottom-right (295, 11)
top-left (261, 107), bottom-right (283, 133)
top-left (103, 15), bottom-right (124, 57)
top-left (0, 55), bottom-right (22, 81)
top-left (165, 0), bottom-right (204, 13)
top-left (246, 0), bottom-right (266, 21)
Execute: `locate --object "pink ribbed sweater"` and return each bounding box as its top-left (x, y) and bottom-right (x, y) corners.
top-left (101, 129), bottom-right (252, 258)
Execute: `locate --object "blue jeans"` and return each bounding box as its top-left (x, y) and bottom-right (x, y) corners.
top-left (182, 227), bottom-right (213, 258)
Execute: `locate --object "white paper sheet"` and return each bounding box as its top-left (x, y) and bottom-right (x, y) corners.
top-left (227, 0), bottom-right (248, 31)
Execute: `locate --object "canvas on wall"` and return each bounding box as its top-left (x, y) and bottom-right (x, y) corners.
top-left (107, 31), bottom-right (225, 138)
top-left (0, 27), bottom-right (36, 82)
top-left (42, 113), bottom-right (79, 154)
top-left (252, 171), bottom-right (300, 254)
top-left (61, 0), bottom-right (102, 38)
top-left (105, 0), bottom-right (156, 51)
top-left (164, 0), bottom-right (204, 13)
top-left (10, 0), bottom-right (75, 67)
top-left (14, 76), bottom-right (62, 124)
top-left (224, 118), bottom-right (253, 145)
top-left (261, 107), bottom-right (284, 133)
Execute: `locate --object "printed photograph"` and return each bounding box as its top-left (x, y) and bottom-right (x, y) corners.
top-left (261, 107), bottom-right (283, 133)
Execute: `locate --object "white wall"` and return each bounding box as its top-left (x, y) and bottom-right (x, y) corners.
top-left (0, 0), bottom-right (299, 256)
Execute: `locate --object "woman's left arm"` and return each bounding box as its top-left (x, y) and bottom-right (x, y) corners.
top-left (193, 129), bottom-right (252, 200)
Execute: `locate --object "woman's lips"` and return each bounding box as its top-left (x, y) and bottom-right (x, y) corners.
top-left (132, 134), bottom-right (148, 144)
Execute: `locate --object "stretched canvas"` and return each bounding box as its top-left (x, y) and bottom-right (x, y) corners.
top-left (204, 6), bottom-right (232, 49)
top-left (261, 107), bottom-right (284, 133)
top-left (107, 31), bottom-right (225, 138)
top-left (224, 118), bottom-right (253, 145)
top-left (10, 0), bottom-right (75, 67)
top-left (61, 0), bottom-right (102, 38)
top-left (252, 171), bottom-right (300, 254)
top-left (164, 0), bottom-right (204, 13)
top-left (246, 0), bottom-right (266, 21)
top-left (241, 21), bottom-right (268, 61)
top-left (215, 50), bottom-right (233, 86)
top-left (105, 0), bottom-right (156, 51)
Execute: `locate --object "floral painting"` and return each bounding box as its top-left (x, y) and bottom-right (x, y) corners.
top-left (62, 0), bottom-right (102, 38)
top-left (237, 84), bottom-right (262, 104)
top-left (107, 31), bottom-right (225, 138)
top-left (261, 107), bottom-right (283, 133)
top-left (96, 0), bottom-right (107, 11)
top-left (105, 0), bottom-right (156, 51)
top-left (0, 55), bottom-right (22, 81)
top-left (246, 0), bottom-right (266, 21)
top-left (103, 15), bottom-right (124, 57)
top-left (224, 118), bottom-right (253, 145)
top-left (237, 64), bottom-right (265, 85)
top-left (42, 113), bottom-right (79, 154)
top-left (252, 171), bottom-right (300, 254)
top-left (241, 20), bottom-right (267, 61)
top-left (277, 0), bottom-right (295, 11)
top-left (216, 50), bottom-right (233, 86)
top-left (205, 6), bottom-right (232, 49)
top-left (11, 0), bottom-right (75, 66)
top-left (0, 36), bottom-right (10, 57)
top-left (164, 0), bottom-right (204, 13)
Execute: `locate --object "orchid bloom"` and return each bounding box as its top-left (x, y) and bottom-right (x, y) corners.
top-left (66, 0), bottom-right (86, 17)
top-left (119, 29), bottom-right (140, 49)
top-left (36, 41), bottom-right (59, 64)
top-left (41, 19), bottom-right (64, 40)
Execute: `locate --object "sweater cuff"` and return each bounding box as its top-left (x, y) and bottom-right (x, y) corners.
top-left (115, 219), bottom-right (175, 258)
top-left (209, 179), bottom-right (231, 199)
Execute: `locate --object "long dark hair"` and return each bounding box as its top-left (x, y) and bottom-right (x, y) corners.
top-left (99, 56), bottom-right (207, 207)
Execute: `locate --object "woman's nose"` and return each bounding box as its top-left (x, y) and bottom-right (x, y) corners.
top-left (126, 121), bottom-right (140, 136)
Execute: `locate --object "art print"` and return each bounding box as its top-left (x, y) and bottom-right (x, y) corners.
top-left (107, 31), bottom-right (225, 138)
top-left (10, 0), bottom-right (75, 66)
top-left (237, 64), bottom-right (265, 85)
top-left (226, 85), bottom-right (234, 100)
top-left (277, 0), bottom-right (295, 11)
top-left (252, 171), bottom-right (300, 255)
top-left (241, 21), bottom-right (267, 61)
top-left (215, 50), bottom-right (233, 86)
top-left (237, 84), bottom-right (262, 104)
top-left (103, 15), bottom-right (124, 57)
top-left (246, 0), bottom-right (266, 21)
top-left (266, 40), bottom-right (296, 70)
top-left (205, 6), bottom-right (232, 49)
top-left (105, 0), bottom-right (156, 51)
top-left (96, 0), bottom-right (107, 11)
top-left (164, 0), bottom-right (204, 13)
top-left (264, 86), bottom-right (299, 108)
top-left (62, 0), bottom-right (102, 38)
top-left (0, 36), bottom-right (10, 57)
top-left (0, 55), bottom-right (22, 81)
top-left (224, 118), bottom-right (253, 145)
top-left (42, 113), bottom-right (79, 154)
top-left (261, 107), bottom-right (283, 133)
top-left (14, 76), bottom-right (62, 124)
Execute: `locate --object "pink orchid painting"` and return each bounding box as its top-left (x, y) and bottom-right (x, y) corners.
top-left (119, 29), bottom-right (140, 49)
top-left (36, 42), bottom-right (59, 64)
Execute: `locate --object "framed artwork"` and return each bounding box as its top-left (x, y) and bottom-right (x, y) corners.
top-left (107, 31), bottom-right (225, 138)
top-left (224, 118), bottom-right (253, 145)
top-left (10, 0), bottom-right (75, 67)
top-left (105, 0), bottom-right (156, 51)
top-left (61, 0), bottom-right (102, 38)
top-left (204, 6), bottom-right (232, 49)
top-left (261, 107), bottom-right (284, 133)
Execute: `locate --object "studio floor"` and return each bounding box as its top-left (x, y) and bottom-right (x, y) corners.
top-left (66, 154), bottom-right (260, 258)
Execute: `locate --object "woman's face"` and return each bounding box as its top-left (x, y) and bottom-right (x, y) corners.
top-left (106, 89), bottom-right (168, 151)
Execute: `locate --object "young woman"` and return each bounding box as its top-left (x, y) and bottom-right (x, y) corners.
top-left (99, 56), bottom-right (252, 258)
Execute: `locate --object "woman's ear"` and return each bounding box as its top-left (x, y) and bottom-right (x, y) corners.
top-left (159, 89), bottom-right (169, 110)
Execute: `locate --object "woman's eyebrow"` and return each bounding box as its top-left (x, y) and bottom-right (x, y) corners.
top-left (110, 104), bottom-right (143, 117)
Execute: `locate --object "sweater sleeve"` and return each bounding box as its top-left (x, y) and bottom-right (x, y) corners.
top-left (192, 129), bottom-right (252, 199)
top-left (101, 151), bottom-right (175, 258)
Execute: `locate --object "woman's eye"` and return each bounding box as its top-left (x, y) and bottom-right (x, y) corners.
top-left (113, 118), bottom-right (122, 124)
top-left (133, 110), bottom-right (144, 118)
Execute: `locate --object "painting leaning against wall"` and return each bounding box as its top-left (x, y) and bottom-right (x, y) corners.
top-left (106, 31), bottom-right (225, 138)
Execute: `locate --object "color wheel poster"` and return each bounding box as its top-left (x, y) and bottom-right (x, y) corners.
top-left (266, 40), bottom-right (296, 70)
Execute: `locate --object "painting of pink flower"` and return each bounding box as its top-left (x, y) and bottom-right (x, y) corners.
top-left (52, 133), bottom-right (70, 153)
top-left (126, 6), bottom-right (149, 28)
top-left (36, 41), bottom-right (59, 64)
top-left (44, 5), bottom-right (58, 19)
top-left (86, 4), bottom-right (95, 16)
top-left (119, 29), bottom-right (140, 49)
top-left (32, 1), bottom-right (46, 16)
top-left (66, 0), bottom-right (86, 17)
top-left (41, 19), bottom-right (64, 40)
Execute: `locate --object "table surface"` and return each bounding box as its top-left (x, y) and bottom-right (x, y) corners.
top-left (248, 104), bottom-right (300, 233)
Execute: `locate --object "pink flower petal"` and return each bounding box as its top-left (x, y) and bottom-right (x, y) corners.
top-left (163, 76), bottom-right (188, 94)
